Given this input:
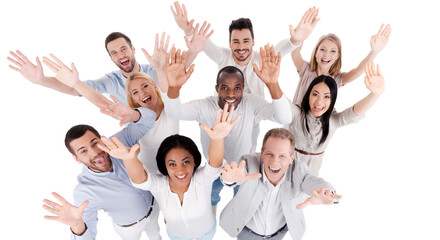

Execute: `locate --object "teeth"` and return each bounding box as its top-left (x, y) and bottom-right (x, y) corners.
top-left (121, 59), bottom-right (128, 64)
top-left (225, 99), bottom-right (236, 103)
top-left (269, 167), bottom-right (281, 173)
top-left (142, 96), bottom-right (151, 103)
top-left (177, 174), bottom-right (186, 179)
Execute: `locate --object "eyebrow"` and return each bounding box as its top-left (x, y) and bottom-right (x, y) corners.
top-left (167, 157), bottom-right (191, 163)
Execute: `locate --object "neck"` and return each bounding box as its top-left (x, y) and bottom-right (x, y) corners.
top-left (155, 102), bottom-right (164, 120)
top-left (169, 180), bottom-right (190, 194)
top-left (122, 63), bottom-right (140, 78)
top-left (316, 66), bottom-right (330, 76)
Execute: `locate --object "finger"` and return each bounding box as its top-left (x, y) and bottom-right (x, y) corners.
top-left (185, 64), bottom-right (195, 79)
top-left (376, 64), bottom-right (381, 76)
top-left (43, 215), bottom-right (59, 221)
top-left (221, 104), bottom-right (228, 122)
top-left (215, 108), bottom-right (222, 124)
top-left (159, 32), bottom-right (165, 50)
top-left (193, 23), bottom-right (200, 35)
top-left (188, 19), bottom-right (195, 28)
top-left (36, 56), bottom-right (43, 70)
top-left (384, 24), bottom-right (392, 38)
top-left (206, 29), bottom-right (214, 39)
top-left (332, 194), bottom-right (343, 199)
top-left (276, 52), bottom-right (281, 65)
top-left (142, 48), bottom-right (152, 62)
top-left (176, 49), bottom-right (182, 64)
top-left (16, 50), bottom-right (31, 63)
top-left (51, 192), bottom-right (69, 205)
top-left (229, 113), bottom-right (241, 128)
top-left (199, 123), bottom-right (212, 135)
top-left (102, 136), bottom-right (117, 149)
top-left (182, 3), bottom-right (188, 17)
top-left (200, 21), bottom-right (207, 35)
top-left (9, 51), bottom-right (25, 64)
top-left (42, 57), bottom-right (61, 72)
top-left (8, 65), bottom-right (20, 72)
top-left (245, 172), bottom-right (262, 180)
top-left (78, 200), bottom-right (89, 212)
top-left (111, 135), bottom-right (126, 148)
top-left (7, 56), bottom-right (22, 67)
top-left (174, 1), bottom-right (182, 16)
top-left (154, 33), bottom-right (159, 49)
top-left (164, 34), bottom-right (170, 51)
top-left (129, 143), bottom-right (140, 155)
top-left (181, 50), bottom-right (187, 65)
top-left (43, 198), bottom-right (62, 209)
top-left (71, 62), bottom-right (79, 74)
top-left (296, 197), bottom-right (312, 209)
top-left (253, 63), bottom-right (261, 77)
top-left (226, 104), bottom-right (235, 122)
top-left (203, 23), bottom-right (211, 36)
top-left (170, 5), bottom-right (177, 17)
top-left (230, 160), bottom-right (238, 169)
top-left (110, 95), bottom-right (122, 105)
top-left (377, 23), bottom-right (385, 35)
top-left (184, 36), bottom-right (191, 48)
top-left (223, 162), bottom-right (232, 171)
top-left (42, 204), bottom-right (59, 215)
top-left (238, 160), bottom-right (246, 169)
top-left (170, 47), bottom-right (176, 64)
top-left (49, 53), bottom-right (69, 69)
top-left (270, 45), bottom-right (275, 62)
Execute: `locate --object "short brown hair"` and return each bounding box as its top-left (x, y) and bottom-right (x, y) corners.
top-left (105, 32), bottom-right (133, 53)
top-left (65, 125), bottom-right (100, 155)
top-left (262, 128), bottom-right (295, 155)
top-left (310, 33), bottom-right (342, 76)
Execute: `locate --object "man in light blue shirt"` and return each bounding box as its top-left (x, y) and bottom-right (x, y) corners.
top-left (42, 107), bottom-right (162, 240)
top-left (8, 32), bottom-right (160, 105)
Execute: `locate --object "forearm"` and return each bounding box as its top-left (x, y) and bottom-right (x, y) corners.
top-left (208, 139), bottom-right (224, 168)
top-left (40, 76), bottom-right (80, 96)
top-left (156, 69), bottom-right (168, 93)
top-left (266, 83), bottom-right (283, 100)
top-left (123, 158), bottom-right (148, 184)
top-left (353, 92), bottom-right (382, 116)
top-left (343, 51), bottom-right (378, 85)
top-left (167, 86), bottom-right (182, 99)
top-left (291, 46), bottom-right (304, 71)
top-left (72, 81), bottom-right (108, 108)
top-left (185, 50), bottom-right (198, 69)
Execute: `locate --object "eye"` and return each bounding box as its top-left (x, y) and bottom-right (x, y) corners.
top-left (183, 160), bottom-right (191, 165)
top-left (325, 95), bottom-right (331, 99)
top-left (234, 86), bottom-right (241, 90)
top-left (132, 90), bottom-right (138, 96)
top-left (80, 149), bottom-right (87, 155)
top-left (331, 50), bottom-right (337, 53)
top-left (279, 155), bottom-right (286, 160)
top-left (111, 51), bottom-right (117, 56)
top-left (169, 163), bottom-right (176, 167)
top-left (319, 48), bottom-right (325, 51)
top-left (221, 86), bottom-right (228, 91)
top-left (312, 93), bottom-right (318, 97)
top-left (143, 84), bottom-right (149, 89)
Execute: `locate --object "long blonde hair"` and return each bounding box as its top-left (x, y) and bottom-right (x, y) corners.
top-left (125, 72), bottom-right (163, 109)
top-left (309, 33), bottom-right (342, 76)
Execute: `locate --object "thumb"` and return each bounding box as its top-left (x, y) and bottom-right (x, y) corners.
top-left (245, 172), bottom-right (262, 180)
top-left (296, 197), bottom-right (312, 210)
top-left (142, 48), bottom-right (152, 62)
top-left (199, 123), bottom-right (211, 135)
top-left (79, 200), bottom-right (89, 212)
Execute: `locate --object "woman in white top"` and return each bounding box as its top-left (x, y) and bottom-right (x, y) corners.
top-left (107, 103), bottom-right (239, 240)
top-left (287, 62), bottom-right (384, 176)
top-left (125, 72), bottom-right (179, 174)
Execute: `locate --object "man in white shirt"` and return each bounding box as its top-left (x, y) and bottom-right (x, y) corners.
top-left (171, 1), bottom-right (315, 98)
top-left (163, 45), bottom-right (292, 209)
top-left (219, 128), bottom-right (342, 240)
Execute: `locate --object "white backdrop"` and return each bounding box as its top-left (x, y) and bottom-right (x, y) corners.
top-left (1, 0), bottom-right (439, 239)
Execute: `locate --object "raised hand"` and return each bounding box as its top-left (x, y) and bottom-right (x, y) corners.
top-left (42, 54), bottom-right (79, 88)
top-left (364, 62), bottom-right (384, 95)
top-left (166, 47), bottom-right (195, 88)
top-left (289, 7), bottom-right (320, 44)
top-left (253, 44), bottom-right (281, 85)
top-left (220, 160), bottom-right (261, 183)
top-left (98, 136), bottom-right (140, 161)
top-left (99, 95), bottom-right (141, 126)
top-left (200, 103), bottom-right (241, 140)
top-left (370, 24), bottom-right (391, 54)
top-left (185, 21), bottom-right (214, 54)
top-left (43, 192), bottom-right (88, 234)
top-left (8, 50), bottom-right (45, 84)
top-left (142, 32), bottom-right (171, 72)
top-left (171, 1), bottom-right (195, 36)
top-left (296, 188), bottom-right (342, 209)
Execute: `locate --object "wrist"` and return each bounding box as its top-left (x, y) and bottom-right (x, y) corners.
top-left (70, 221), bottom-right (86, 236)
top-left (184, 28), bottom-right (194, 36)
top-left (167, 86), bottom-right (181, 99)
top-left (290, 37), bottom-right (303, 47)
top-left (132, 109), bottom-right (141, 122)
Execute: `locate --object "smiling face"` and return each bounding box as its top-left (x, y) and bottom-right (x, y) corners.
top-left (309, 82), bottom-right (331, 118)
top-left (106, 37), bottom-right (137, 74)
top-left (165, 147), bottom-right (196, 190)
top-left (128, 77), bottom-right (159, 111)
top-left (315, 39), bottom-right (340, 72)
top-left (69, 130), bottom-right (112, 173)
top-left (261, 136), bottom-right (294, 186)
top-left (229, 29), bottom-right (254, 65)
top-left (216, 71), bottom-right (244, 110)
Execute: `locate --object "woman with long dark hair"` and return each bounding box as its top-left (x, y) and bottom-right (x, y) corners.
top-left (287, 62), bottom-right (384, 176)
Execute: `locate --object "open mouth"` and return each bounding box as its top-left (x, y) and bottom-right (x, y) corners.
top-left (235, 49), bottom-right (248, 55)
top-left (269, 166), bottom-right (281, 174)
top-left (176, 174), bottom-right (188, 181)
top-left (313, 105), bottom-right (324, 112)
top-left (321, 59), bottom-right (331, 64)
top-left (93, 155), bottom-right (105, 166)
top-left (225, 99), bottom-right (236, 104)
top-left (142, 96), bottom-right (152, 104)
top-left (120, 58), bottom-right (130, 66)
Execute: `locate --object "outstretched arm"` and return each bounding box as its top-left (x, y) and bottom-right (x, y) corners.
top-left (142, 32), bottom-right (171, 93)
top-left (200, 103), bottom-right (240, 168)
top-left (253, 44), bottom-right (283, 99)
top-left (98, 136), bottom-right (148, 184)
top-left (184, 21), bottom-right (214, 68)
top-left (43, 192), bottom-right (89, 236)
top-left (342, 24), bottom-right (391, 85)
top-left (289, 7), bottom-right (320, 71)
top-left (166, 47), bottom-right (195, 99)
top-left (43, 54), bottom-right (141, 126)
top-left (8, 50), bottom-right (80, 95)
top-left (352, 62), bottom-right (385, 116)
top-left (220, 160), bottom-right (261, 184)
top-left (296, 188), bottom-right (342, 209)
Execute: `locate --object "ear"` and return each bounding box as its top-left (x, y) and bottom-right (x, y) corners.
top-left (289, 153), bottom-right (295, 164)
top-left (72, 154), bottom-right (82, 164)
top-left (215, 85), bottom-right (219, 93)
top-left (132, 45), bottom-right (136, 53)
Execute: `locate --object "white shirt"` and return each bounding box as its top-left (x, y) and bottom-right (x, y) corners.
top-left (132, 163), bottom-right (220, 239)
top-left (246, 167), bottom-right (287, 235)
top-left (164, 94), bottom-right (292, 164)
top-left (137, 109), bottom-right (179, 174)
top-left (203, 38), bottom-right (299, 99)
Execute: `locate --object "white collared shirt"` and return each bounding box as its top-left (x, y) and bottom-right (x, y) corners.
top-left (246, 167), bottom-right (287, 235)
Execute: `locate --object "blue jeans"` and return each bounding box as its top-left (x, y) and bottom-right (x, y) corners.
top-left (166, 219), bottom-right (217, 240)
top-left (211, 176), bottom-right (240, 206)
